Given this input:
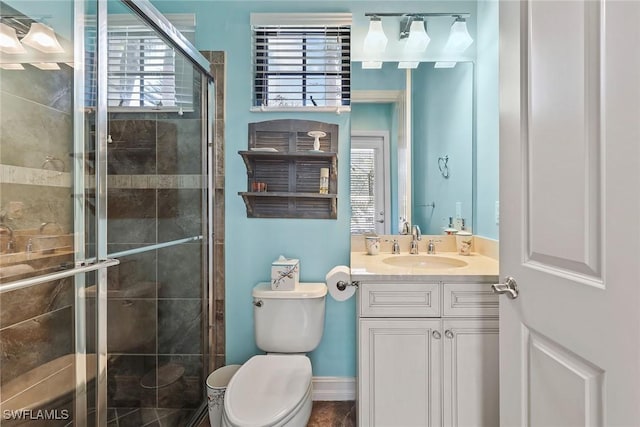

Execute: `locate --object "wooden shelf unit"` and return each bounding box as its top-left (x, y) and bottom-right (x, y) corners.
top-left (239, 119), bottom-right (339, 219)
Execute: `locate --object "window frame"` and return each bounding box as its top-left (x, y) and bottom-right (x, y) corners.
top-left (250, 13), bottom-right (352, 113)
top-left (106, 13), bottom-right (196, 113)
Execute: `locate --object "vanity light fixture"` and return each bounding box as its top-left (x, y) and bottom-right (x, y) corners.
top-left (363, 12), bottom-right (471, 69)
top-left (0, 22), bottom-right (26, 54)
top-left (21, 23), bottom-right (64, 53)
top-left (397, 17), bottom-right (429, 69)
top-left (401, 17), bottom-right (430, 53)
top-left (0, 63), bottom-right (24, 70)
top-left (444, 17), bottom-right (473, 53)
top-left (434, 61), bottom-right (457, 68)
top-left (362, 60), bottom-right (383, 69)
top-left (362, 16), bottom-right (387, 69)
top-left (398, 61), bottom-right (419, 69)
top-left (31, 62), bottom-right (61, 70)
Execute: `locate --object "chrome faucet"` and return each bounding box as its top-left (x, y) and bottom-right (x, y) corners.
top-left (400, 220), bottom-right (411, 235)
top-left (410, 225), bottom-right (421, 254)
top-left (0, 223), bottom-right (15, 253)
top-left (391, 239), bottom-right (400, 254)
top-left (427, 239), bottom-right (440, 255)
top-left (25, 238), bottom-right (33, 254)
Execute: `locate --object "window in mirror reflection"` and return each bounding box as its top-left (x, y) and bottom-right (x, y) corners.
top-left (351, 134), bottom-right (389, 234)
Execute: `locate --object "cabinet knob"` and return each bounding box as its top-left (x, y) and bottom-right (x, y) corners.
top-left (444, 330), bottom-right (454, 339)
top-left (432, 330), bottom-right (441, 340)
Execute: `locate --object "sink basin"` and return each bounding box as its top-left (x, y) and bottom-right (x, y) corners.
top-left (382, 255), bottom-right (468, 269)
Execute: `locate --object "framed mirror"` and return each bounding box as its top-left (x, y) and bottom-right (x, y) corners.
top-left (350, 61), bottom-right (473, 235)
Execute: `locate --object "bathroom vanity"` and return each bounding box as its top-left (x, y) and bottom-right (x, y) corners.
top-left (351, 237), bottom-right (499, 427)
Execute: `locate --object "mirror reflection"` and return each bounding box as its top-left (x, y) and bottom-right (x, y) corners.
top-left (350, 61), bottom-right (473, 235)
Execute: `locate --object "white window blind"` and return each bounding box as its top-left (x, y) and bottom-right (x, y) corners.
top-left (107, 14), bottom-right (195, 111)
top-left (251, 13), bottom-right (351, 109)
top-left (350, 148), bottom-right (377, 234)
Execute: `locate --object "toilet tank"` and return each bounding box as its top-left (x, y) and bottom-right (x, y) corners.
top-left (252, 282), bottom-right (327, 353)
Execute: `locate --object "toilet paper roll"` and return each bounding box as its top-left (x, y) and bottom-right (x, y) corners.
top-left (326, 265), bottom-right (355, 302)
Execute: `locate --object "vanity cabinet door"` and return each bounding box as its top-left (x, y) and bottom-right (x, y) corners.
top-left (358, 318), bottom-right (441, 427)
top-left (442, 319), bottom-right (499, 427)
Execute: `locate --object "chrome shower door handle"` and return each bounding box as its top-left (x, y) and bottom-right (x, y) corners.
top-left (491, 277), bottom-right (519, 299)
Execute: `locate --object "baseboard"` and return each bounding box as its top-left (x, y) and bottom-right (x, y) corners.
top-left (312, 377), bottom-right (356, 401)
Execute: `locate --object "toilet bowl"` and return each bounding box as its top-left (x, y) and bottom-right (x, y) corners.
top-left (221, 355), bottom-right (312, 427)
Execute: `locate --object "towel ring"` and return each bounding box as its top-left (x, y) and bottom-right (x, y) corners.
top-left (438, 155), bottom-right (449, 179)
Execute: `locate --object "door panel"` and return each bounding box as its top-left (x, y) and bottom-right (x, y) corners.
top-left (525, 328), bottom-right (604, 427)
top-left (527, 0), bottom-right (603, 280)
top-left (499, 0), bottom-right (640, 425)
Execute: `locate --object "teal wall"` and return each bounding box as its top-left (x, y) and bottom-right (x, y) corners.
top-left (475, 0), bottom-right (499, 239)
top-left (351, 104), bottom-right (393, 131)
top-left (150, 0), bottom-right (481, 377)
top-left (412, 63), bottom-right (473, 234)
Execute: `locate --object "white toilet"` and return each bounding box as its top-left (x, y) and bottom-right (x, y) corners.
top-left (221, 282), bottom-right (327, 427)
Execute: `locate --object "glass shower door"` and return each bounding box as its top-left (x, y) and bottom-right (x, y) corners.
top-left (0, 0), bottom-right (105, 425)
top-left (102, 2), bottom-right (210, 424)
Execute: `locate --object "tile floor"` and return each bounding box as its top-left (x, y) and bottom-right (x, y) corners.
top-left (197, 400), bottom-right (356, 427)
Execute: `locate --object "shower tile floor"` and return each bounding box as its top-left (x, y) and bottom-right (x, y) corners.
top-left (196, 400), bottom-right (356, 427)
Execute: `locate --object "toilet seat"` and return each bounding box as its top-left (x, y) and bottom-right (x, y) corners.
top-left (224, 355), bottom-right (312, 427)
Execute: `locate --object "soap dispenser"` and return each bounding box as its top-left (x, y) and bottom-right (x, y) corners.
top-left (444, 216), bottom-right (458, 235)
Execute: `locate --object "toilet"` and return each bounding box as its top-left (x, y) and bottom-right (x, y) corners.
top-left (222, 282), bottom-right (327, 427)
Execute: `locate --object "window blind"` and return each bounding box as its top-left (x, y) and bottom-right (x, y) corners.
top-left (252, 16), bottom-right (351, 108)
top-left (105, 14), bottom-right (195, 111)
top-left (350, 148), bottom-right (377, 234)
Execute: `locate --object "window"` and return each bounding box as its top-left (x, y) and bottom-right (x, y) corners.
top-left (251, 13), bottom-right (351, 109)
top-left (350, 133), bottom-right (390, 234)
top-left (106, 14), bottom-right (195, 111)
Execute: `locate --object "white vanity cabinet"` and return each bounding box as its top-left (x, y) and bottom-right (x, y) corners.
top-left (357, 281), bottom-right (499, 427)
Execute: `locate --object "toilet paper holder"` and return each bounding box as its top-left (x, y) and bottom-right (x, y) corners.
top-left (336, 280), bottom-right (360, 291)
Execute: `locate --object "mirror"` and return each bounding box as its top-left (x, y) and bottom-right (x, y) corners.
top-left (350, 61), bottom-right (473, 235)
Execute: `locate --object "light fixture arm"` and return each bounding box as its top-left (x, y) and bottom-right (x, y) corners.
top-left (364, 12), bottom-right (471, 18)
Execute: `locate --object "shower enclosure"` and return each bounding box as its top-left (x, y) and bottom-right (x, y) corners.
top-left (0, 0), bottom-right (215, 425)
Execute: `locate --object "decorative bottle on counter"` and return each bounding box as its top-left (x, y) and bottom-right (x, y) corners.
top-left (319, 168), bottom-right (329, 194)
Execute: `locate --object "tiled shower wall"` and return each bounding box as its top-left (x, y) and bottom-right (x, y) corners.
top-left (103, 74), bottom-right (206, 422)
top-left (203, 51), bottom-right (226, 373)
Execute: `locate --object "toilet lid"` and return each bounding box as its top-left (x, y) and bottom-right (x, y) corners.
top-left (225, 355), bottom-right (311, 427)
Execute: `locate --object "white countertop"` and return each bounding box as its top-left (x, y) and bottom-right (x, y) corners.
top-left (350, 251), bottom-right (499, 282)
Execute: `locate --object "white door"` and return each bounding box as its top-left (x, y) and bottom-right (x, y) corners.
top-left (499, 1), bottom-right (640, 425)
top-left (351, 133), bottom-right (390, 234)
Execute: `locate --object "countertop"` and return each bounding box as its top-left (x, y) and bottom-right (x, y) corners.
top-left (350, 251), bottom-right (499, 282)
